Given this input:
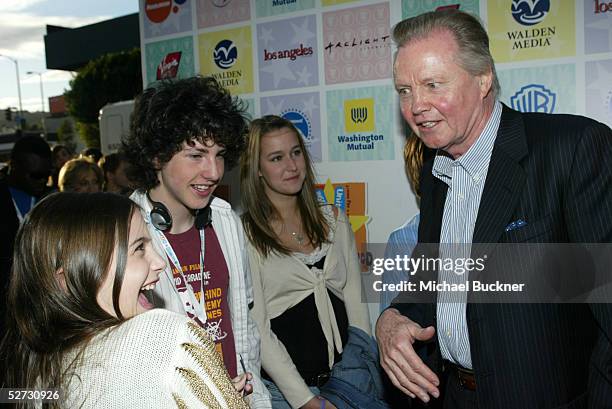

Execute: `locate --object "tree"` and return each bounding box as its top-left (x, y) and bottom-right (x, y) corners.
top-left (65, 48), bottom-right (142, 147)
top-left (57, 119), bottom-right (77, 153)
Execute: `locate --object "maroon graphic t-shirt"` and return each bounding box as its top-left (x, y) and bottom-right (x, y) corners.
top-left (163, 225), bottom-right (238, 377)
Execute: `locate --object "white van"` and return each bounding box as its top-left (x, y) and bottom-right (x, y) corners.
top-left (99, 100), bottom-right (134, 155)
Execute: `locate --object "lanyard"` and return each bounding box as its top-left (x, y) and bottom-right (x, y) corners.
top-left (11, 195), bottom-right (35, 224)
top-left (154, 226), bottom-right (207, 323)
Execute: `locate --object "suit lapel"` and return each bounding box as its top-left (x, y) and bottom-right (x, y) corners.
top-left (472, 106), bottom-right (528, 247)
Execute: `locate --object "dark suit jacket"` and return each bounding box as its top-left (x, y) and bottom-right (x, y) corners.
top-left (393, 105), bottom-right (612, 409)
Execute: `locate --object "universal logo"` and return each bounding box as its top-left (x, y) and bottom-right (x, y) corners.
top-left (281, 109), bottom-right (312, 143)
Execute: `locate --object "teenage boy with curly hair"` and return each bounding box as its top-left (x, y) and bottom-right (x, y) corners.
top-left (122, 76), bottom-right (271, 408)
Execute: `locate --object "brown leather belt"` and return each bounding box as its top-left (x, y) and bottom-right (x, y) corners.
top-left (445, 361), bottom-right (476, 391)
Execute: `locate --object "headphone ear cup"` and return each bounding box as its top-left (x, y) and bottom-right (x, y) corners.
top-left (147, 192), bottom-right (173, 231)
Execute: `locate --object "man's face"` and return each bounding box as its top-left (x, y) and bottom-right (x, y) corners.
top-left (394, 30), bottom-right (492, 159)
top-left (110, 160), bottom-right (133, 192)
top-left (11, 153), bottom-right (51, 197)
top-left (155, 139), bottom-right (225, 215)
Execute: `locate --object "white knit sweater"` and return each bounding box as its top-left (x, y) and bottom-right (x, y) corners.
top-left (62, 309), bottom-right (249, 408)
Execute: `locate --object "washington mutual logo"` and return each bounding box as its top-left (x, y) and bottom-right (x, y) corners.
top-left (344, 98), bottom-right (375, 133)
top-left (213, 39), bottom-right (238, 69)
top-left (510, 84), bottom-right (556, 113)
top-left (281, 110), bottom-right (312, 143)
top-left (511, 0), bottom-right (550, 26)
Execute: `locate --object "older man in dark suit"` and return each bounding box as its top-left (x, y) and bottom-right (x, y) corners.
top-left (376, 10), bottom-right (612, 409)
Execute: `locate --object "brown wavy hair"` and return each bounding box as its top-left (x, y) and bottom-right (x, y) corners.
top-left (240, 115), bottom-right (328, 257)
top-left (0, 192), bottom-right (135, 407)
top-left (404, 132), bottom-right (425, 198)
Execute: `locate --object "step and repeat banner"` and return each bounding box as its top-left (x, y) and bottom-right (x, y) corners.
top-left (139, 0), bottom-right (612, 276)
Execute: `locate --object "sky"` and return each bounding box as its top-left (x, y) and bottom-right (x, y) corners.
top-left (0, 0), bottom-right (139, 114)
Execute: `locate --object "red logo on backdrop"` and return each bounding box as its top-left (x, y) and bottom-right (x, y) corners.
top-left (594, 0), bottom-right (612, 13)
top-left (146, 0), bottom-right (173, 23)
top-left (157, 52), bottom-right (182, 80)
top-left (435, 4), bottom-right (461, 11)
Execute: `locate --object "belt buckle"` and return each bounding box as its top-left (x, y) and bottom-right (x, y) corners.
top-left (316, 372), bottom-right (330, 387)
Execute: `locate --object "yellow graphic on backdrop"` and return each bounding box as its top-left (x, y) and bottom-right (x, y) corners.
top-left (344, 98), bottom-right (375, 133)
top-left (322, 0), bottom-right (357, 5)
top-left (317, 178), bottom-right (369, 271)
top-left (487, 0), bottom-right (575, 62)
top-left (198, 26), bottom-right (253, 94)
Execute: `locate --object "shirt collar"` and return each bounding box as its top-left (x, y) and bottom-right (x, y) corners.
top-left (432, 100), bottom-right (502, 185)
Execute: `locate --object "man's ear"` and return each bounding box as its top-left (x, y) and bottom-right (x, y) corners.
top-left (55, 267), bottom-right (67, 291)
top-left (478, 70), bottom-right (493, 98)
top-left (152, 157), bottom-right (162, 170)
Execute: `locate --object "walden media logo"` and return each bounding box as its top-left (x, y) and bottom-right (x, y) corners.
top-left (510, 84), bottom-right (556, 113)
top-left (511, 0), bottom-right (550, 26)
top-left (213, 39), bottom-right (238, 69)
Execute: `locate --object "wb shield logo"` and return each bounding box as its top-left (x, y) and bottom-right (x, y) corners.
top-left (213, 39), bottom-right (238, 69)
top-left (281, 110), bottom-right (312, 142)
top-left (344, 98), bottom-right (375, 132)
top-left (510, 84), bottom-right (556, 113)
top-left (511, 0), bottom-right (550, 26)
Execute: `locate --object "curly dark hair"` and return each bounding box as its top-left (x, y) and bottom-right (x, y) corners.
top-left (121, 76), bottom-right (249, 190)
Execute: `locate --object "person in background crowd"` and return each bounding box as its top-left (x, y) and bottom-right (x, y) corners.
top-left (80, 147), bottom-right (103, 163)
top-left (0, 135), bottom-right (52, 339)
top-left (58, 157), bottom-right (103, 193)
top-left (99, 153), bottom-right (134, 195)
top-left (241, 115), bottom-right (372, 409)
top-left (122, 76), bottom-right (271, 408)
top-left (379, 134), bottom-right (424, 313)
top-left (50, 144), bottom-right (73, 189)
top-left (0, 192), bottom-right (249, 408)
top-left (377, 9), bottom-right (612, 408)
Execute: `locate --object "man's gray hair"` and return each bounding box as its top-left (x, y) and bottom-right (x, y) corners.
top-left (393, 9), bottom-right (500, 99)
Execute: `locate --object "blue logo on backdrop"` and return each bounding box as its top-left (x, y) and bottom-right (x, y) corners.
top-left (213, 40), bottom-right (238, 69)
top-left (281, 110), bottom-right (312, 142)
top-left (510, 84), bottom-right (556, 113)
top-left (511, 0), bottom-right (550, 26)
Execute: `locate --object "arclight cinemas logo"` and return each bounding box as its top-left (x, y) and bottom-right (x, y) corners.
top-left (157, 52), bottom-right (182, 80)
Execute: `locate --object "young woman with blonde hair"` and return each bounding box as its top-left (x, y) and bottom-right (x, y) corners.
top-left (241, 115), bottom-right (371, 409)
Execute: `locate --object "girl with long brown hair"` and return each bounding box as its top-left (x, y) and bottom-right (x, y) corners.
top-left (0, 192), bottom-right (248, 409)
top-left (241, 116), bottom-right (371, 409)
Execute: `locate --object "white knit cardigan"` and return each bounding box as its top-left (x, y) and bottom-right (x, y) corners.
top-left (63, 309), bottom-right (249, 408)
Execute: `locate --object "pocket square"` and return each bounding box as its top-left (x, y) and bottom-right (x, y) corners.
top-left (505, 219), bottom-right (527, 232)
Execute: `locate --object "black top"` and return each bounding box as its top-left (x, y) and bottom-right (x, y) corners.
top-left (263, 256), bottom-right (349, 382)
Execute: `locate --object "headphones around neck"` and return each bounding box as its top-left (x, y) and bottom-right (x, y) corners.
top-left (147, 191), bottom-right (212, 231)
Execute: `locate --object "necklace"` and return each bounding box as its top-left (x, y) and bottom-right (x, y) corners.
top-left (291, 230), bottom-right (305, 245)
